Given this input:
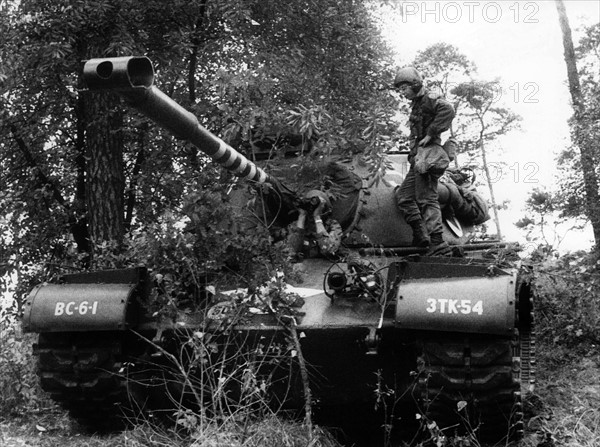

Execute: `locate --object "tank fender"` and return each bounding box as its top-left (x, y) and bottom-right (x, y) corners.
top-left (23, 282), bottom-right (139, 333)
top-left (393, 264), bottom-right (517, 336)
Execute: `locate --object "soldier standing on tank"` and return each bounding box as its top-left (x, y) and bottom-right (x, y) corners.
top-left (393, 67), bottom-right (455, 255)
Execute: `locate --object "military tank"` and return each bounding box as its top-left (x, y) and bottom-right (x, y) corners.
top-left (23, 56), bottom-right (535, 442)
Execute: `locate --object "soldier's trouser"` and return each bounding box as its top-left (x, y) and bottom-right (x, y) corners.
top-left (395, 165), bottom-right (444, 237)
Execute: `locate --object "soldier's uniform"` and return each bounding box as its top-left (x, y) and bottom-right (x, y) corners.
top-left (393, 69), bottom-right (455, 251)
top-left (407, 90), bottom-right (455, 163)
top-left (286, 189), bottom-right (343, 260)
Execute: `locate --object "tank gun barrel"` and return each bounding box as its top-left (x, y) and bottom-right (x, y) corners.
top-left (83, 56), bottom-right (270, 184)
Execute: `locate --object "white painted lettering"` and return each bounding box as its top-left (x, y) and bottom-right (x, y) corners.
top-left (447, 299), bottom-right (459, 314)
top-left (460, 300), bottom-right (471, 314)
top-left (426, 299), bottom-right (436, 313)
top-left (438, 299), bottom-right (448, 313)
top-left (55, 302), bottom-right (65, 316)
top-left (425, 298), bottom-right (484, 315)
top-left (65, 302), bottom-right (75, 315)
top-left (79, 301), bottom-right (88, 315)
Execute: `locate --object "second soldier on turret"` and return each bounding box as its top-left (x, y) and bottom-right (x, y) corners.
top-left (287, 190), bottom-right (343, 261)
top-left (393, 66), bottom-right (455, 256)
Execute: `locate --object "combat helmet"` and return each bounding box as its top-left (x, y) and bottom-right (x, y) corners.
top-left (393, 66), bottom-right (423, 90)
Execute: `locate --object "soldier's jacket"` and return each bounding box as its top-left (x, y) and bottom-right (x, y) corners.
top-left (408, 88), bottom-right (455, 159)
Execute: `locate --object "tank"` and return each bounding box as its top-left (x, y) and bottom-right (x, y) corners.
top-left (23, 57), bottom-right (535, 442)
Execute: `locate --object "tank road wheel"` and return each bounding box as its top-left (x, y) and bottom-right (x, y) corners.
top-left (34, 331), bottom-right (144, 431)
top-left (416, 335), bottom-right (524, 443)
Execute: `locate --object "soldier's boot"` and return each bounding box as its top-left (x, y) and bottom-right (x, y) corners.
top-left (408, 220), bottom-right (430, 248)
top-left (427, 233), bottom-right (452, 256)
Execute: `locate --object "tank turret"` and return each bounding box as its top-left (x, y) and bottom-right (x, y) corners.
top-left (82, 56), bottom-right (490, 252)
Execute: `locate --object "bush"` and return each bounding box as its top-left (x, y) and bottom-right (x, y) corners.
top-left (0, 312), bottom-right (46, 416)
top-left (531, 251), bottom-right (600, 362)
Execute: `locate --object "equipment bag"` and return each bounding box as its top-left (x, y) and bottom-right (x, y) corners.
top-left (414, 143), bottom-right (450, 175)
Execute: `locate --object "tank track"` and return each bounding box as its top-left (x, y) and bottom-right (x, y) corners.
top-left (34, 332), bottom-right (136, 430)
top-left (516, 276), bottom-right (536, 397)
top-left (517, 327), bottom-right (535, 395)
top-left (416, 335), bottom-right (524, 443)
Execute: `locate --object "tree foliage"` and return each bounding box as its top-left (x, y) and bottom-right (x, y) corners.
top-left (412, 42), bottom-right (476, 100)
top-left (554, 1), bottom-right (600, 248)
top-left (522, 19), bottom-right (600, 249)
top-left (0, 0), bottom-right (397, 307)
top-left (451, 80), bottom-right (521, 238)
top-left (515, 187), bottom-right (586, 255)
top-left (561, 21), bottom-right (600, 210)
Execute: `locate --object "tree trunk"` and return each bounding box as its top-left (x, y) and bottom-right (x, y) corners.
top-left (69, 34), bottom-right (92, 259)
top-left (555, 0), bottom-right (600, 248)
top-left (479, 132), bottom-right (502, 239)
top-left (84, 91), bottom-right (125, 248)
top-left (125, 123), bottom-right (147, 230)
top-left (73, 91), bottom-right (91, 256)
top-left (187, 0), bottom-right (208, 104)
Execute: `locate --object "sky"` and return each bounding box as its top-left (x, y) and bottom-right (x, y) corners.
top-left (377, 0), bottom-right (600, 250)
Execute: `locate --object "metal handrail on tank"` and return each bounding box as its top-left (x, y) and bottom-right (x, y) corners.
top-left (83, 56), bottom-right (271, 185)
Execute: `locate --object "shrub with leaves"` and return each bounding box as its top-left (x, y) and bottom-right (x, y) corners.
top-left (83, 184), bottom-right (294, 318)
top-left (121, 272), bottom-right (315, 445)
top-left (531, 251), bottom-right (600, 361)
top-left (0, 311), bottom-right (45, 416)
